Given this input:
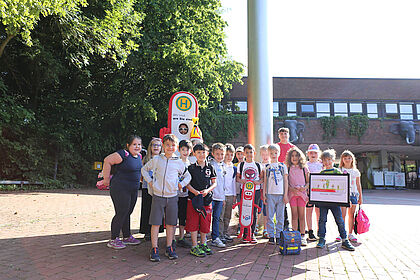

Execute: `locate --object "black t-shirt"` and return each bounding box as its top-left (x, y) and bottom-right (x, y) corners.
top-left (187, 161), bottom-right (217, 202)
top-left (110, 149), bottom-right (142, 190)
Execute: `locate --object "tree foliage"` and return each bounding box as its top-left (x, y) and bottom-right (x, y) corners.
top-left (0, 0), bottom-right (243, 187)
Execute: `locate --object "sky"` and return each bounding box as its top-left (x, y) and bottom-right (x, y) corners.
top-left (221, 0), bottom-right (420, 79)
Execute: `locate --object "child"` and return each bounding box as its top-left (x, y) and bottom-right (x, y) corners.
top-left (276, 127), bottom-right (295, 229)
top-left (142, 134), bottom-right (192, 262)
top-left (209, 143), bottom-right (227, 248)
top-left (186, 143), bottom-right (217, 257)
top-left (285, 147), bottom-right (309, 246)
top-left (338, 150), bottom-right (363, 243)
top-left (176, 140), bottom-right (193, 248)
top-left (305, 144), bottom-right (323, 242)
top-left (236, 144), bottom-right (264, 243)
top-left (234, 146), bottom-right (244, 234)
top-left (219, 143), bottom-right (237, 243)
top-left (316, 149), bottom-right (355, 251)
top-left (262, 144), bottom-right (288, 245)
top-left (139, 138), bottom-right (163, 241)
top-left (257, 145), bottom-right (270, 238)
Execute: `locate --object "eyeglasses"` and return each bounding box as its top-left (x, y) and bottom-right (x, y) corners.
top-left (179, 128), bottom-right (188, 131)
top-left (152, 144), bottom-right (162, 148)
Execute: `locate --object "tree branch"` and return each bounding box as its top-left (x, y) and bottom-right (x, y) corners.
top-left (0, 34), bottom-right (15, 58)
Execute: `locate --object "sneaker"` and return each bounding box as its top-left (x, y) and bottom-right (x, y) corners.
top-left (224, 234), bottom-right (234, 243)
top-left (190, 246), bottom-right (206, 257)
top-left (336, 236), bottom-right (342, 242)
top-left (177, 238), bottom-right (192, 248)
top-left (144, 233), bottom-right (151, 241)
top-left (262, 230), bottom-right (269, 239)
top-left (122, 235), bottom-right (141, 245)
top-left (342, 239), bottom-right (355, 251)
top-left (220, 236), bottom-right (227, 244)
top-left (316, 238), bottom-right (326, 249)
top-left (185, 232), bottom-right (191, 238)
top-left (165, 246), bottom-right (178, 260)
top-left (348, 234), bottom-right (358, 243)
top-left (242, 237), bottom-right (250, 243)
top-left (250, 235), bottom-right (258, 244)
top-left (150, 247), bottom-right (160, 262)
top-left (199, 243), bottom-right (213, 255)
top-left (211, 237), bottom-right (226, 248)
top-left (268, 237), bottom-right (275, 244)
top-left (107, 238), bottom-right (126, 249)
top-left (307, 230), bottom-right (317, 241)
top-left (301, 236), bottom-right (307, 246)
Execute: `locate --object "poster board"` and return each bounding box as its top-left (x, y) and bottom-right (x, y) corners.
top-left (309, 173), bottom-right (350, 207)
top-left (394, 172), bottom-right (405, 187)
top-left (384, 171), bottom-right (395, 186)
top-left (372, 171), bottom-right (384, 186)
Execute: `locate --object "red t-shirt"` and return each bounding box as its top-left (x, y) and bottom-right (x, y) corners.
top-left (276, 142), bottom-right (295, 163)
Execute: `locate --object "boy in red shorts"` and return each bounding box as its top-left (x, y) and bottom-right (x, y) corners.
top-left (186, 143), bottom-right (217, 257)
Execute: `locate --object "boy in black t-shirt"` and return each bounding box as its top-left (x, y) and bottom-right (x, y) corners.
top-left (185, 143), bottom-right (217, 257)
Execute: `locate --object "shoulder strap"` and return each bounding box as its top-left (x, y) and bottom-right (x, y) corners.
top-left (239, 161), bottom-right (244, 176)
top-left (233, 166), bottom-right (237, 179)
top-left (256, 162), bottom-right (261, 175)
top-left (302, 167), bottom-right (306, 184)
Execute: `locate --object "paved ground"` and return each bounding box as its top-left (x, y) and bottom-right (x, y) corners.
top-left (0, 189), bottom-right (419, 280)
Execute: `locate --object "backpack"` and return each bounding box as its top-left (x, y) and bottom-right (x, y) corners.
top-left (279, 230), bottom-right (301, 255)
top-left (354, 206), bottom-right (370, 234)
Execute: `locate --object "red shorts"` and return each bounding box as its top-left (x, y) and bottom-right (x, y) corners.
top-left (185, 199), bottom-right (212, 233)
top-left (289, 196), bottom-right (306, 207)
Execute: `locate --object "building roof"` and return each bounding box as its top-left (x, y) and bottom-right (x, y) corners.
top-left (230, 77), bottom-right (420, 101)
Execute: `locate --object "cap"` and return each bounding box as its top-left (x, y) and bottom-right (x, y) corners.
top-left (236, 146), bottom-right (244, 153)
top-left (307, 144), bottom-right (321, 152)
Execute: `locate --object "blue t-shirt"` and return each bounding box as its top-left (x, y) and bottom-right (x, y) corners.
top-left (110, 149), bottom-right (142, 190)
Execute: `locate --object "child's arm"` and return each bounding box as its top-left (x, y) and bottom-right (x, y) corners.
top-left (236, 172), bottom-right (246, 184)
top-left (356, 176), bottom-right (363, 204)
top-left (178, 165), bottom-right (191, 191)
top-left (283, 174), bottom-right (289, 204)
top-left (255, 168), bottom-right (265, 185)
top-left (103, 152), bottom-right (123, 186)
top-left (202, 178), bottom-right (217, 196)
top-left (262, 174), bottom-right (267, 204)
top-left (141, 159), bottom-right (154, 187)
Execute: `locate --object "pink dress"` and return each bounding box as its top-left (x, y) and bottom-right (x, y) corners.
top-left (288, 165), bottom-right (309, 203)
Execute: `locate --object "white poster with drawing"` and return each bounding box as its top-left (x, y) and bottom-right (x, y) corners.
top-left (309, 174), bottom-right (350, 207)
top-left (394, 173), bottom-right (405, 187)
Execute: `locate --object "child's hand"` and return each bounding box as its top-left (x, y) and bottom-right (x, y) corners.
top-left (201, 189), bottom-right (210, 197)
top-left (178, 183), bottom-right (183, 191)
top-left (283, 196), bottom-right (288, 204)
top-left (359, 196), bottom-right (363, 205)
top-left (103, 178), bottom-right (110, 186)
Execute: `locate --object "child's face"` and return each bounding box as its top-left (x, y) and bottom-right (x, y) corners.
top-left (342, 155), bottom-right (353, 167)
top-left (179, 146), bottom-right (191, 158)
top-left (307, 151), bottom-right (319, 162)
top-left (236, 151), bottom-right (244, 162)
top-left (269, 149), bottom-right (279, 162)
top-left (260, 150), bottom-right (270, 163)
top-left (163, 140), bottom-right (177, 156)
top-left (225, 151), bottom-right (234, 163)
top-left (322, 157), bottom-right (334, 169)
top-left (178, 124), bottom-right (188, 135)
top-left (194, 149), bottom-right (207, 163)
top-left (291, 151), bottom-right (300, 165)
top-left (278, 131), bottom-right (289, 142)
top-left (128, 138), bottom-right (142, 156)
top-left (244, 148), bottom-right (255, 162)
top-left (212, 148), bottom-right (225, 163)
top-left (151, 140), bottom-right (162, 155)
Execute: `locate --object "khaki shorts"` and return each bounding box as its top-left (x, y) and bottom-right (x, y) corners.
top-left (149, 195), bottom-right (178, 226)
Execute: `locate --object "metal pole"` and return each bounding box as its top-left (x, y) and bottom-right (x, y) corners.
top-left (247, 0), bottom-right (273, 160)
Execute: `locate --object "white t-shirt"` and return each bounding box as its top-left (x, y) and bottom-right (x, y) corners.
top-left (265, 162), bottom-right (288, 195)
top-left (307, 161), bottom-right (323, 174)
top-left (341, 167), bottom-right (361, 194)
top-left (178, 159), bottom-right (190, 197)
top-left (224, 163), bottom-right (237, 196)
top-left (240, 161), bottom-right (262, 190)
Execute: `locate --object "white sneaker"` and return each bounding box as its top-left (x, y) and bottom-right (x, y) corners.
top-left (336, 236), bottom-right (342, 242)
top-left (211, 237), bottom-right (226, 248)
top-left (348, 234), bottom-right (358, 242)
top-left (301, 237), bottom-right (307, 246)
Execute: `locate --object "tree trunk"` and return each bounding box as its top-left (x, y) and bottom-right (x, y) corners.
top-left (0, 34), bottom-right (15, 58)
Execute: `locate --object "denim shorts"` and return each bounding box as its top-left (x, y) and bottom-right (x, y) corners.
top-left (350, 193), bottom-right (359, 204)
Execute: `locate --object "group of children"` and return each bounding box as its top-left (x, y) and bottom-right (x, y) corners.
top-left (109, 127), bottom-right (364, 261)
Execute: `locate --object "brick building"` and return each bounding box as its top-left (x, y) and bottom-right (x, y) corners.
top-left (226, 77), bottom-right (420, 189)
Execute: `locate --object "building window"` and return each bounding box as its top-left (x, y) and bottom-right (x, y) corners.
top-left (367, 103), bottom-right (378, 118)
top-left (334, 102), bottom-right (348, 117)
top-left (273, 101), bottom-right (279, 117)
top-left (235, 101), bottom-right (247, 112)
top-left (417, 104), bottom-right (420, 120)
top-left (316, 102), bottom-right (330, 117)
top-left (287, 102), bottom-right (297, 116)
top-left (399, 104), bottom-right (413, 120)
top-left (385, 103), bottom-right (399, 119)
top-left (300, 102), bottom-right (315, 117)
top-left (349, 103), bottom-right (363, 115)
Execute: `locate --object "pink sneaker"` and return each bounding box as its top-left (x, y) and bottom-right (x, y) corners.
top-left (122, 235), bottom-right (141, 245)
top-left (336, 236), bottom-right (342, 242)
top-left (107, 238), bottom-right (126, 249)
top-left (348, 234), bottom-right (358, 242)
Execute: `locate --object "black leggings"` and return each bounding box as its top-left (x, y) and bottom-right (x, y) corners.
top-left (110, 186), bottom-right (138, 239)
